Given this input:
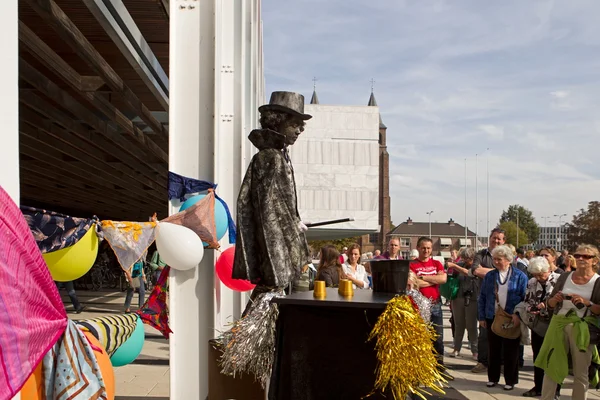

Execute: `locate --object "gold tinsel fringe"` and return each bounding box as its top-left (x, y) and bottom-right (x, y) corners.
top-left (367, 295), bottom-right (446, 399)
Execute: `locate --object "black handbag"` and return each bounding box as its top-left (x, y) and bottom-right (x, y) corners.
top-left (588, 322), bottom-right (600, 346)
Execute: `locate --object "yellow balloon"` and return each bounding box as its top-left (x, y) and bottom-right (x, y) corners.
top-left (42, 226), bottom-right (99, 282)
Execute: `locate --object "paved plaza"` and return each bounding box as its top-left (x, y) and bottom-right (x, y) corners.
top-left (61, 289), bottom-right (600, 399)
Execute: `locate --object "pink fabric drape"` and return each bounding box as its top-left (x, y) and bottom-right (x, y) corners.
top-left (0, 186), bottom-right (67, 399)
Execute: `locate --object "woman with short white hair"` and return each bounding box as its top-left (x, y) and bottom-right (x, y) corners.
top-left (478, 245), bottom-right (528, 391)
top-left (519, 257), bottom-right (562, 398)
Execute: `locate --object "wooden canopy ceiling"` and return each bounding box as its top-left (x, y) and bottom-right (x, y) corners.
top-left (18, 0), bottom-right (170, 222)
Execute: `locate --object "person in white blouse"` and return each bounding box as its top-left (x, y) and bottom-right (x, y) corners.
top-left (342, 244), bottom-right (370, 289)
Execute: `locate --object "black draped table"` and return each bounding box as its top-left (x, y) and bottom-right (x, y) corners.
top-left (268, 288), bottom-right (395, 400)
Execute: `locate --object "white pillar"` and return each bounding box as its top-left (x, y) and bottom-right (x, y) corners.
top-left (169, 1), bottom-right (216, 398)
top-left (6, 2), bottom-right (21, 398)
top-left (1, 0), bottom-right (19, 204)
top-left (169, 1), bottom-right (263, 398)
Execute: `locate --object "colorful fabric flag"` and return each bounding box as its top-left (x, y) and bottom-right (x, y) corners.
top-left (167, 171), bottom-right (237, 244)
top-left (0, 186), bottom-right (68, 400)
top-left (101, 221), bottom-right (156, 271)
top-left (76, 313), bottom-right (139, 357)
top-left (137, 266), bottom-right (172, 339)
top-left (162, 190), bottom-right (219, 248)
top-left (42, 320), bottom-right (108, 399)
top-left (20, 206), bottom-right (99, 254)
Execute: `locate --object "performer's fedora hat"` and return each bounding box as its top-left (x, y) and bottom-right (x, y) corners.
top-left (258, 91), bottom-right (312, 120)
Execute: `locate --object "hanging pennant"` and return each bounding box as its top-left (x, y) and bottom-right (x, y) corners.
top-left (167, 171), bottom-right (237, 244)
top-left (137, 266), bottom-right (172, 339)
top-left (101, 220), bottom-right (157, 271)
top-left (162, 190), bottom-right (219, 248)
top-left (20, 205), bottom-right (99, 254)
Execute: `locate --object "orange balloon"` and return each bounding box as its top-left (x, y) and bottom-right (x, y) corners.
top-left (19, 331), bottom-right (115, 399)
top-left (20, 362), bottom-right (44, 399)
top-left (84, 331), bottom-right (115, 400)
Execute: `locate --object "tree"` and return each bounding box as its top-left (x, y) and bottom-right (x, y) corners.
top-left (498, 221), bottom-right (529, 247)
top-left (567, 201), bottom-right (600, 248)
top-left (499, 205), bottom-right (540, 243)
top-left (308, 237), bottom-right (361, 258)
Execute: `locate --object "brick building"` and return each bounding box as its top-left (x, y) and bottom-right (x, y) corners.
top-left (388, 217), bottom-right (477, 259)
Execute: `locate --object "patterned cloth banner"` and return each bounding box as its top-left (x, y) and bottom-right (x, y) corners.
top-left (167, 171), bottom-right (237, 244)
top-left (101, 221), bottom-right (157, 272)
top-left (20, 206), bottom-right (99, 254)
top-left (0, 186), bottom-right (68, 400)
top-left (137, 266), bottom-right (172, 339)
top-left (76, 313), bottom-right (139, 357)
top-left (162, 190), bottom-right (219, 248)
top-left (42, 320), bottom-right (108, 399)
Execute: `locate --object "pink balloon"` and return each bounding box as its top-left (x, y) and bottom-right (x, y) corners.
top-left (215, 246), bottom-right (255, 292)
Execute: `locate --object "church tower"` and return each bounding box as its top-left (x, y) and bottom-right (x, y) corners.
top-left (367, 90), bottom-right (391, 251)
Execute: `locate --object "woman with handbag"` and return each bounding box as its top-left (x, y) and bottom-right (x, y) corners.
top-left (477, 245), bottom-right (528, 391)
top-left (518, 257), bottom-right (562, 398)
top-left (536, 244), bottom-right (600, 400)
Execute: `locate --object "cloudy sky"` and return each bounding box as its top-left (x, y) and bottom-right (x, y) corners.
top-left (261, 0), bottom-right (600, 236)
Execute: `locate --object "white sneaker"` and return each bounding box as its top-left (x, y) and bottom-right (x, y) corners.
top-left (449, 350), bottom-right (460, 358)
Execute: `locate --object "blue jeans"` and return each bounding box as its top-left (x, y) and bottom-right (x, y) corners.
top-left (124, 278), bottom-right (145, 310)
top-left (431, 302), bottom-right (444, 366)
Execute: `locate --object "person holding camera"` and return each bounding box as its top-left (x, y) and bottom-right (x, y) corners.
top-left (518, 256), bottom-right (562, 398)
top-left (446, 247), bottom-right (479, 360)
top-left (536, 244), bottom-right (600, 400)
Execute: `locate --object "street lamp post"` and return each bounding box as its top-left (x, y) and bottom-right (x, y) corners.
top-left (554, 213), bottom-right (567, 251)
top-left (426, 211), bottom-right (434, 238)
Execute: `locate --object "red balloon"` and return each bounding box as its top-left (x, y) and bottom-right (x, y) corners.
top-left (215, 246), bottom-right (256, 292)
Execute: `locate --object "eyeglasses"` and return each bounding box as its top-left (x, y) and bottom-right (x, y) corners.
top-left (574, 254), bottom-right (596, 260)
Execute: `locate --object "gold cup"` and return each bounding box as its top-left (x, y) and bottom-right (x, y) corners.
top-left (313, 280), bottom-right (327, 298)
top-left (338, 279), bottom-right (354, 297)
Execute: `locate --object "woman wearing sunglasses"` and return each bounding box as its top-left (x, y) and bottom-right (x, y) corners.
top-left (536, 244), bottom-right (600, 400)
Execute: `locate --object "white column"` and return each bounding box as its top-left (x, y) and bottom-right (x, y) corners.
top-left (6, 2), bottom-right (21, 397)
top-left (169, 1), bottom-right (216, 399)
top-left (214, 0), bottom-right (242, 327)
top-left (1, 0), bottom-right (19, 204)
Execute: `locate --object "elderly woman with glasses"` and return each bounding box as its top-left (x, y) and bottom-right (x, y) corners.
top-left (536, 244), bottom-right (600, 400)
top-left (446, 247), bottom-right (479, 360)
top-left (538, 247), bottom-right (565, 275)
top-left (518, 257), bottom-right (562, 398)
top-left (478, 245), bottom-right (528, 391)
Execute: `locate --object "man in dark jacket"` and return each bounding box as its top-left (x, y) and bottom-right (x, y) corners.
top-left (233, 92), bottom-right (312, 306)
top-left (469, 228), bottom-right (506, 373)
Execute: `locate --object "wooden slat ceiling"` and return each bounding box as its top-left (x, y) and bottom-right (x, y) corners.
top-left (18, 0), bottom-right (169, 222)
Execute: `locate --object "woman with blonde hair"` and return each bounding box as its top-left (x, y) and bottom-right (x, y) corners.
top-left (316, 245), bottom-right (344, 287)
top-left (537, 244), bottom-right (600, 400)
top-left (564, 254), bottom-right (577, 272)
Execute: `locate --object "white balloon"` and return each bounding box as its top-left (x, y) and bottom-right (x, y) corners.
top-left (155, 222), bottom-right (204, 270)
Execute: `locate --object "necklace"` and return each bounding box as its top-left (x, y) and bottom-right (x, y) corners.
top-left (497, 267), bottom-right (511, 285)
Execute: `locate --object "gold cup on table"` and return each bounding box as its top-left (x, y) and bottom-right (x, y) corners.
top-left (313, 280), bottom-right (327, 298)
top-left (338, 279), bottom-right (354, 297)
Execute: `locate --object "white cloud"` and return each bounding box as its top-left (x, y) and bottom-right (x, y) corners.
top-left (262, 0), bottom-right (600, 233)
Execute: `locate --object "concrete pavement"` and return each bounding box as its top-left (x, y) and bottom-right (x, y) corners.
top-left (60, 289), bottom-right (600, 399)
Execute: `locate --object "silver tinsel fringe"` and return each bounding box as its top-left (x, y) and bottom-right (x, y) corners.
top-left (216, 290), bottom-right (284, 388)
top-left (407, 289), bottom-right (433, 322)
